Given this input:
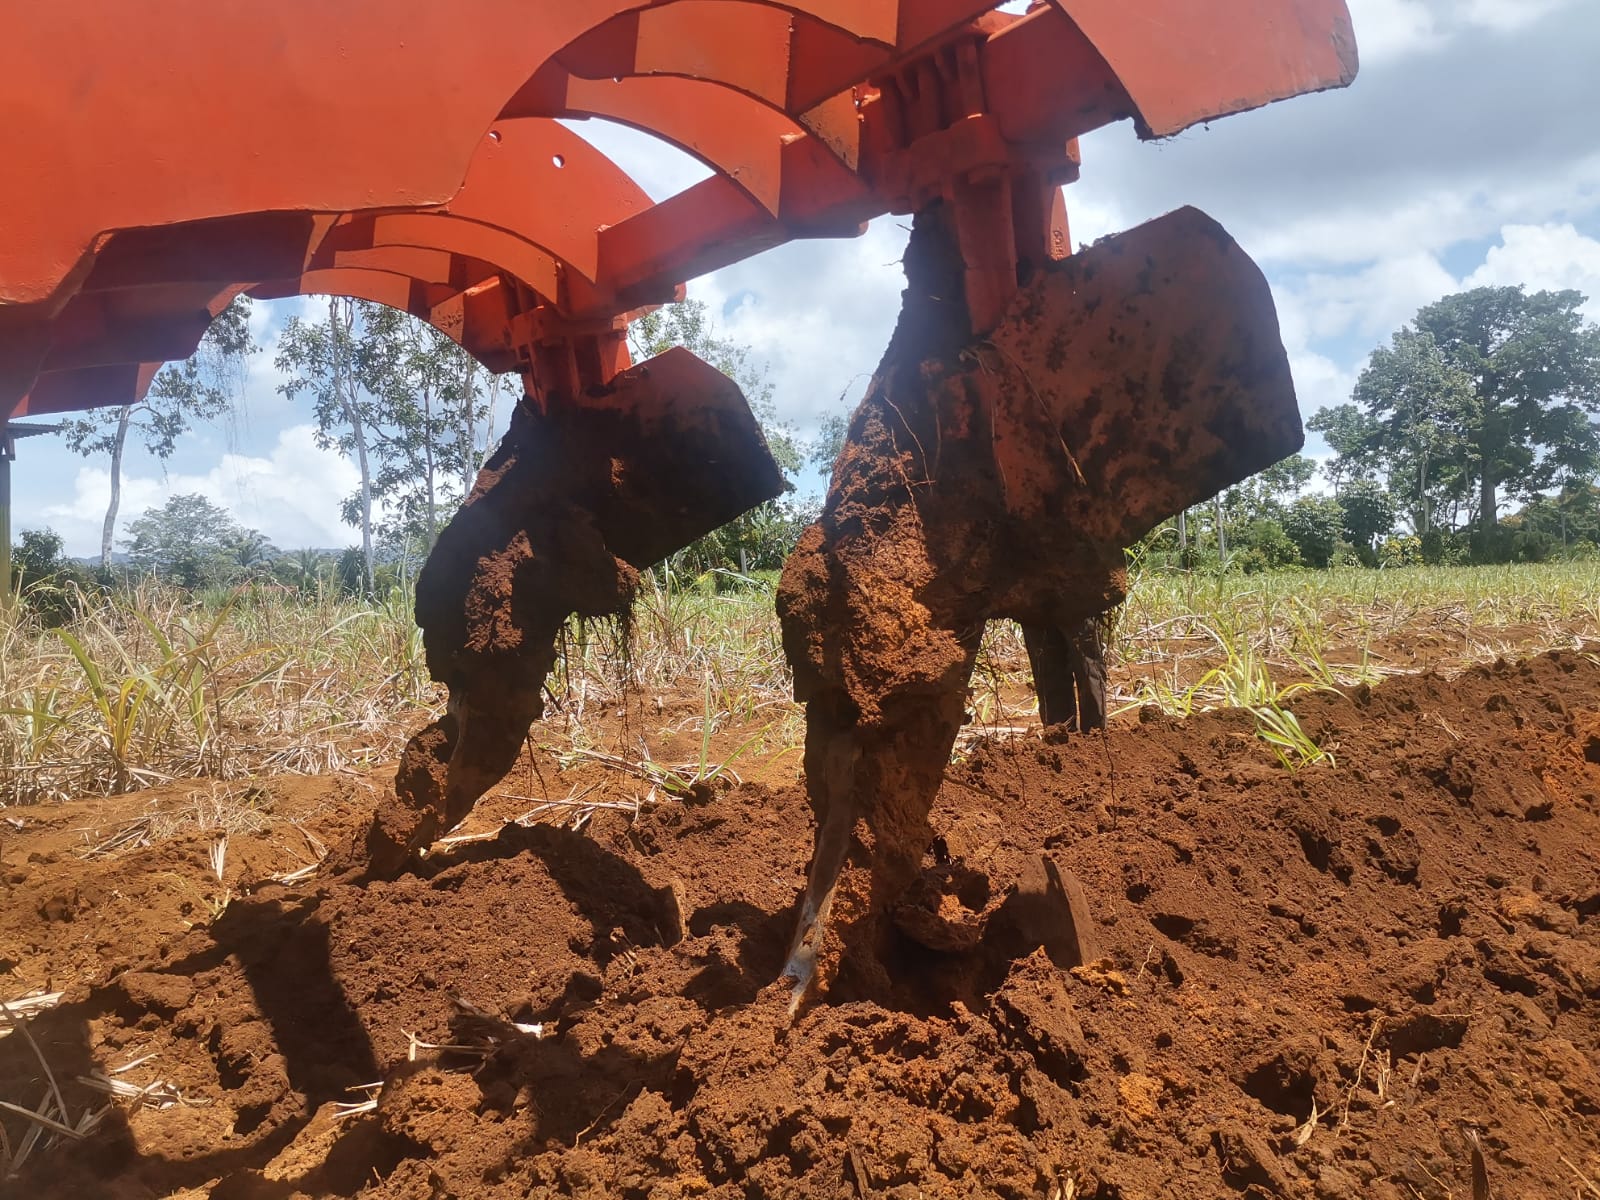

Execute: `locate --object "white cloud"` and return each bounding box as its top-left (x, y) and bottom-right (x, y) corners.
top-left (1280, 220), bottom-right (1600, 425)
top-left (1346, 0), bottom-right (1584, 62)
top-left (1285, 252), bottom-right (1458, 344)
top-left (1247, 152), bottom-right (1600, 271)
top-left (41, 424), bottom-right (361, 556)
top-left (1287, 343), bottom-right (1362, 421)
top-left (1346, 0), bottom-right (1444, 63)
top-left (1457, 0), bottom-right (1578, 33)
top-left (1465, 222), bottom-right (1600, 318)
top-left (689, 216), bottom-right (911, 439)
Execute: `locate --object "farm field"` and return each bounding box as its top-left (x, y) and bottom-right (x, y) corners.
top-left (1, 562), bottom-right (1598, 1198)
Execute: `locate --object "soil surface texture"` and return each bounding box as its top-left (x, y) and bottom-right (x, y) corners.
top-left (3, 649), bottom-right (1598, 1199)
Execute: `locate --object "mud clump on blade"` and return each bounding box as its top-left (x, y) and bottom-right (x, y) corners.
top-left (345, 350), bottom-right (786, 879)
top-left (778, 203), bottom-right (1302, 999)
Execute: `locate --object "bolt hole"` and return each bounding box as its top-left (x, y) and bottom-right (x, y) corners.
top-left (488, 129), bottom-right (502, 143)
top-left (552, 154), bottom-right (566, 168)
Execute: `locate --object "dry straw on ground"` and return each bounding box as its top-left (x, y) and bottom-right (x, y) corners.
top-left (3, 561), bottom-right (1597, 809)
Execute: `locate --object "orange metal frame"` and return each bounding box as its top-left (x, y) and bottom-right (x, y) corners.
top-left (0, 0), bottom-right (1357, 419)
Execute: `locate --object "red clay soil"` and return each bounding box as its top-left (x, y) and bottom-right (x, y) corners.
top-left (3, 649), bottom-right (1599, 1199)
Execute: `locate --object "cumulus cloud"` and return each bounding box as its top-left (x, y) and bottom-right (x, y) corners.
top-left (1465, 223), bottom-right (1600, 318)
top-left (693, 218), bottom-right (911, 439)
top-left (1346, 0), bottom-right (1444, 63)
top-left (1066, 5), bottom-right (1600, 272)
top-left (40, 424), bottom-right (362, 556)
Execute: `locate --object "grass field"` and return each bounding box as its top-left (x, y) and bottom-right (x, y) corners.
top-left (3, 560), bottom-right (1597, 807)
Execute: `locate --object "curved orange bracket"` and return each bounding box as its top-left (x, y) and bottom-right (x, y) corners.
top-left (1047, 0), bottom-right (1357, 139)
top-left (512, 74), bottom-right (869, 220)
top-left (251, 268), bottom-right (524, 374)
top-left (521, 6), bottom-right (875, 166)
top-left (0, 0), bottom-right (922, 314)
top-left (314, 118), bottom-right (650, 293)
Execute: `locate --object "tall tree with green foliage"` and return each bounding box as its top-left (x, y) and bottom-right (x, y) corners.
top-left (278, 299), bottom-right (496, 593)
top-left (62, 297), bottom-right (255, 571)
top-left (1340, 287), bottom-right (1600, 548)
top-left (356, 304), bottom-right (493, 552)
top-left (123, 494), bottom-right (267, 587)
top-left (1336, 477), bottom-right (1397, 559)
top-left (277, 299), bottom-right (380, 594)
top-left (1282, 494), bottom-right (1346, 569)
top-left (1307, 403), bottom-right (1379, 490)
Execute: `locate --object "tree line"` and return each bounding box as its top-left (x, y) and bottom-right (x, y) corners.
top-left (14, 296), bottom-right (835, 611)
top-left (1144, 285), bottom-right (1600, 571)
top-left (12, 283), bottom-right (1600, 616)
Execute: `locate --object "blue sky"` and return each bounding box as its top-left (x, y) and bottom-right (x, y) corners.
top-left (14, 0), bottom-right (1600, 555)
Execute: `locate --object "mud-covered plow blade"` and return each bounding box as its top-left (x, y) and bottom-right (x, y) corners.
top-left (984, 205), bottom-right (1303, 546)
top-left (776, 202), bottom-right (1306, 1005)
top-left (345, 346), bottom-right (786, 878)
top-left (563, 346), bottom-right (789, 570)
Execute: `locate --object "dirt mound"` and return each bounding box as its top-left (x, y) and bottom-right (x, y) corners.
top-left (4, 650), bottom-right (1599, 1198)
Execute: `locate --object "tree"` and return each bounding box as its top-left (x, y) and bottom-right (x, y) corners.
top-left (1256, 453), bottom-right (1318, 500)
top-left (1307, 404), bottom-right (1380, 491)
top-left (1347, 329), bottom-right (1476, 536)
top-left (357, 305), bottom-right (492, 548)
top-left (62, 297), bottom-right (255, 571)
top-left (1231, 519), bottom-right (1301, 573)
top-left (1337, 478), bottom-right (1397, 560)
top-left (1502, 481), bottom-right (1600, 557)
top-left (1179, 453), bottom-right (1319, 571)
top-left (123, 494), bottom-right (248, 586)
top-left (1282, 495), bottom-right (1346, 569)
top-left (229, 529), bottom-right (280, 577)
top-left (9, 528), bottom-right (87, 626)
top-left (278, 299), bottom-right (497, 593)
top-left (809, 411), bottom-right (850, 475)
top-left (11, 528), bottom-right (66, 589)
top-left (1346, 288), bottom-right (1600, 551)
top-left (277, 298), bottom-right (379, 594)
top-left (284, 547), bottom-right (334, 593)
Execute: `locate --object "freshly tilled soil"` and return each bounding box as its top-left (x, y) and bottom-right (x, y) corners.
top-left (2, 650), bottom-right (1598, 1199)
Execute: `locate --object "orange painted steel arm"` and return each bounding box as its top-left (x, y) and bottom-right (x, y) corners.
top-left (3, 0), bottom-right (1359, 421)
top-left (585, 0), bottom-right (1356, 309)
top-left (515, 75), bottom-right (870, 221)
top-left (0, 0), bottom-right (911, 313)
top-left (1045, 0), bottom-right (1358, 139)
